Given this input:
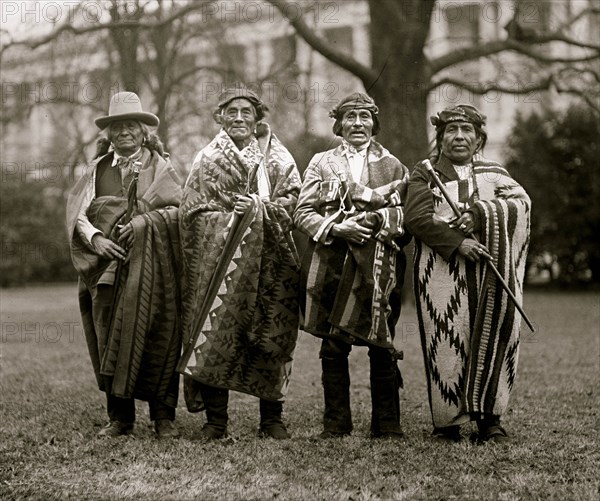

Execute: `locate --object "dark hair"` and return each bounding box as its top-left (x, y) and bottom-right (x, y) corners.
top-left (430, 104), bottom-right (487, 160)
top-left (332, 111), bottom-right (381, 137)
top-left (213, 98), bottom-right (267, 124)
top-left (329, 93), bottom-right (380, 137)
top-left (433, 122), bottom-right (487, 159)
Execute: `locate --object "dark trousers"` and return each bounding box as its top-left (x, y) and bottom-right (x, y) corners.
top-left (198, 383), bottom-right (284, 432)
top-left (320, 338), bottom-right (402, 435)
top-left (103, 376), bottom-right (175, 423)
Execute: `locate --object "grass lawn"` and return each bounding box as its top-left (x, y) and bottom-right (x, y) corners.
top-left (1, 284), bottom-right (598, 500)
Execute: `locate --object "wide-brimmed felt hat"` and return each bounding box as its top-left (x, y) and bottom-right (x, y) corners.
top-left (95, 91), bottom-right (159, 130)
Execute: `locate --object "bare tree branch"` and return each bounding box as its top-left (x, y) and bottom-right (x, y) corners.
top-left (266, 0), bottom-right (377, 85)
top-left (429, 76), bottom-right (554, 95)
top-left (557, 6), bottom-right (600, 33)
top-left (166, 65), bottom-right (229, 89)
top-left (431, 38), bottom-right (600, 74)
top-left (430, 69), bottom-right (600, 114)
top-left (0, 1), bottom-right (213, 56)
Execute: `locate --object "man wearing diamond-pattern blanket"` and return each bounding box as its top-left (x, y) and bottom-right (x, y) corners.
top-left (405, 104), bottom-right (531, 443)
top-left (177, 85), bottom-right (301, 441)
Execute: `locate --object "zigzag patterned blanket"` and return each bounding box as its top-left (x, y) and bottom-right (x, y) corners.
top-left (177, 128), bottom-right (301, 402)
top-left (67, 150), bottom-right (183, 405)
top-left (411, 156), bottom-right (530, 427)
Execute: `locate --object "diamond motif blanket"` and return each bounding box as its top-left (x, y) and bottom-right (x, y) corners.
top-left (409, 156), bottom-right (530, 427)
top-left (177, 128), bottom-right (301, 402)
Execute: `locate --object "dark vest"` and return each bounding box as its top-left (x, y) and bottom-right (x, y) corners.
top-left (95, 154), bottom-right (134, 197)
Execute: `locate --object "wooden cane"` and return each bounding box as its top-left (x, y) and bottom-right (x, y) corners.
top-left (105, 161), bottom-right (142, 350)
top-left (423, 159), bottom-right (536, 332)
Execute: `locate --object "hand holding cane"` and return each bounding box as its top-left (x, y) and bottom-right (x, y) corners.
top-left (423, 159), bottom-right (535, 332)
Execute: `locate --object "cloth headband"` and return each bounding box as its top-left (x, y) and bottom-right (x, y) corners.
top-left (329, 93), bottom-right (379, 119)
top-left (430, 104), bottom-right (486, 129)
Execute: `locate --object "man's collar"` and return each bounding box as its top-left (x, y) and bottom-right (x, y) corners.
top-left (342, 138), bottom-right (370, 156)
top-left (111, 147), bottom-right (142, 167)
top-left (435, 154), bottom-right (460, 182)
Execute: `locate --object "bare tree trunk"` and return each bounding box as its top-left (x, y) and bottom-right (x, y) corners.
top-left (367, 0), bottom-right (435, 167)
top-left (369, 73), bottom-right (430, 168)
top-left (150, 24), bottom-right (170, 146)
top-left (108, 0), bottom-right (142, 91)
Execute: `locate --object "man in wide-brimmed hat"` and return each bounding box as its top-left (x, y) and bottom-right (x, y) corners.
top-left (177, 84), bottom-right (302, 441)
top-left (294, 92), bottom-right (411, 440)
top-left (67, 91), bottom-right (184, 438)
top-left (405, 104), bottom-right (531, 443)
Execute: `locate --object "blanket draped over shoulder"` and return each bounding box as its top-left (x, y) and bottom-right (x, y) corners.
top-left (67, 148), bottom-right (183, 406)
top-left (294, 141), bottom-right (410, 351)
top-left (407, 154), bottom-right (530, 427)
top-left (177, 128), bottom-right (301, 403)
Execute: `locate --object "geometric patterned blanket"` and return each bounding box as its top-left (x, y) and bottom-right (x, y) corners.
top-left (67, 149), bottom-right (183, 406)
top-left (177, 127), bottom-right (301, 403)
top-left (411, 155), bottom-right (531, 427)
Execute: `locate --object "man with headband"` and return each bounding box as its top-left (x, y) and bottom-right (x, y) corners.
top-left (294, 92), bottom-right (410, 440)
top-left (405, 104), bottom-right (531, 443)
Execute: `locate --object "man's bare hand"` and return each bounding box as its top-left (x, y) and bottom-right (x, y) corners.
top-left (331, 217), bottom-right (372, 245)
top-left (118, 223), bottom-right (135, 249)
top-left (450, 212), bottom-right (476, 235)
top-left (92, 234), bottom-right (127, 260)
top-left (457, 238), bottom-right (492, 262)
top-left (234, 195), bottom-right (253, 215)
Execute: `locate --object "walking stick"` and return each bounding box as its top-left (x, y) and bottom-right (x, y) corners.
top-left (183, 131), bottom-right (273, 362)
top-left (106, 162), bottom-right (142, 339)
top-left (423, 159), bottom-right (536, 332)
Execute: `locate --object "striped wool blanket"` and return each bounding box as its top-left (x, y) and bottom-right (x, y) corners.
top-left (177, 127), bottom-right (301, 403)
top-left (67, 150), bottom-right (183, 406)
top-left (410, 155), bottom-right (530, 427)
top-left (295, 141), bottom-right (410, 350)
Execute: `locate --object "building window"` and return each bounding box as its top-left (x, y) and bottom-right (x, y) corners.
top-left (271, 35), bottom-right (297, 65)
top-left (445, 4), bottom-right (480, 47)
top-left (225, 43), bottom-right (247, 79)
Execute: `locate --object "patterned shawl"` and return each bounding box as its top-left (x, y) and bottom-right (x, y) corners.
top-left (177, 127), bottom-right (301, 402)
top-left (295, 141), bottom-right (410, 351)
top-left (407, 154), bottom-right (530, 427)
top-left (67, 148), bottom-right (183, 405)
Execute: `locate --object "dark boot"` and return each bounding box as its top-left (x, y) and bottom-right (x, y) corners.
top-left (369, 347), bottom-right (404, 440)
top-left (432, 426), bottom-right (462, 443)
top-left (193, 384), bottom-right (229, 442)
top-left (259, 400), bottom-right (290, 439)
top-left (101, 376), bottom-right (135, 437)
top-left (476, 414), bottom-right (509, 444)
top-left (320, 357), bottom-right (352, 437)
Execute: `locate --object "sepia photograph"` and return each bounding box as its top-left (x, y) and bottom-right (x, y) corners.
top-left (1, 1), bottom-right (598, 499)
